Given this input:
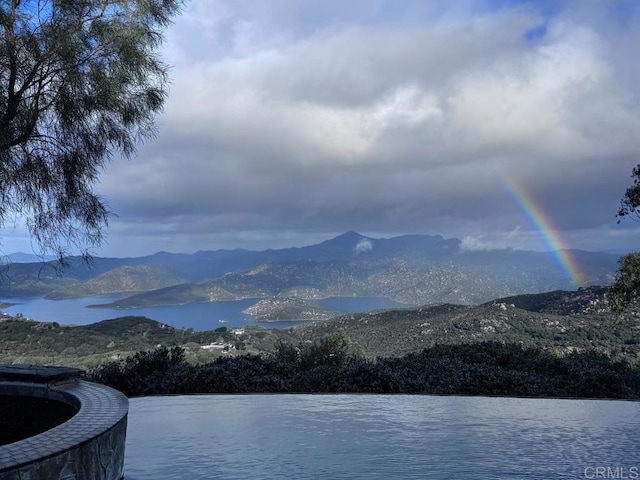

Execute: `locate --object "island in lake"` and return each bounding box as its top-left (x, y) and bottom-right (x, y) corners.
top-left (243, 296), bottom-right (339, 322)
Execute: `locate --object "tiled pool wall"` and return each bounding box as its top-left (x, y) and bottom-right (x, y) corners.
top-left (0, 376), bottom-right (128, 480)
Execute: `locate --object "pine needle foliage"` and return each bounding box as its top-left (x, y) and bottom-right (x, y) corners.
top-left (0, 0), bottom-right (183, 261)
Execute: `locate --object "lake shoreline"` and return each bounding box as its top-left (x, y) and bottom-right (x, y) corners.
top-left (0, 295), bottom-right (404, 330)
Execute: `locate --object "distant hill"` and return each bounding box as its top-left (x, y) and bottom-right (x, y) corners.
top-left (0, 314), bottom-right (293, 368)
top-left (0, 232), bottom-right (620, 305)
top-left (45, 266), bottom-right (185, 299)
top-left (3, 252), bottom-right (56, 263)
top-left (94, 254), bottom-right (616, 308)
top-left (483, 286), bottom-right (610, 316)
top-left (293, 287), bottom-right (640, 360)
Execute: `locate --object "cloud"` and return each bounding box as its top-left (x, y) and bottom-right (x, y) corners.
top-left (460, 236), bottom-right (499, 252)
top-left (82, 0), bottom-right (640, 255)
top-left (354, 238), bottom-right (374, 254)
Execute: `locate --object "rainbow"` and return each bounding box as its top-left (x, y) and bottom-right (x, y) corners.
top-left (504, 177), bottom-right (585, 287)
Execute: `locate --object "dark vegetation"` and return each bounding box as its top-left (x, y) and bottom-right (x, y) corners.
top-left (89, 337), bottom-right (640, 399)
top-left (611, 165), bottom-right (640, 310)
top-left (609, 253), bottom-right (640, 312)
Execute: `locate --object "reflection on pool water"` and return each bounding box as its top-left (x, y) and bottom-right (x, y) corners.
top-left (124, 395), bottom-right (640, 479)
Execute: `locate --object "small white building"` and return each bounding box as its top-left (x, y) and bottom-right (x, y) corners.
top-left (202, 343), bottom-right (225, 350)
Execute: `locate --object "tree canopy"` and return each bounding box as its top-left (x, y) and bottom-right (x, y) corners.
top-left (609, 252), bottom-right (640, 311)
top-left (611, 163), bottom-right (640, 310)
top-left (617, 164), bottom-right (640, 223)
top-left (0, 0), bottom-right (182, 261)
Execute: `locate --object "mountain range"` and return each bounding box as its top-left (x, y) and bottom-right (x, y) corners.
top-left (0, 232), bottom-right (621, 306)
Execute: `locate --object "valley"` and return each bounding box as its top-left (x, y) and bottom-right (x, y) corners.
top-left (2, 286), bottom-right (638, 370)
top-left (0, 232), bottom-right (631, 372)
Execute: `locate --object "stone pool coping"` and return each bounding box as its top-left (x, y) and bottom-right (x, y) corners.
top-left (0, 378), bottom-right (129, 473)
top-left (0, 365), bottom-right (85, 383)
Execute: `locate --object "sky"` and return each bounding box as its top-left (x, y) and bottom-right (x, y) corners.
top-left (6, 0), bottom-right (640, 257)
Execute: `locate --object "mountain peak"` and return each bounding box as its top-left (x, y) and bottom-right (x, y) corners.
top-left (333, 231), bottom-right (367, 241)
top-left (320, 231), bottom-right (372, 247)
top-left (313, 232), bottom-right (374, 255)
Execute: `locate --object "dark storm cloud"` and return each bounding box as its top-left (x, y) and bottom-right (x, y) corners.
top-left (91, 0), bottom-right (640, 255)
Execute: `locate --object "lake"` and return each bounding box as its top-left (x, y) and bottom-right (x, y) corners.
top-left (124, 394), bottom-right (640, 480)
top-left (0, 295), bottom-right (410, 330)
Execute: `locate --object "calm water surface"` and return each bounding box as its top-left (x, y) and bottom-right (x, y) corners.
top-left (0, 295), bottom-right (408, 330)
top-left (125, 395), bottom-right (640, 479)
